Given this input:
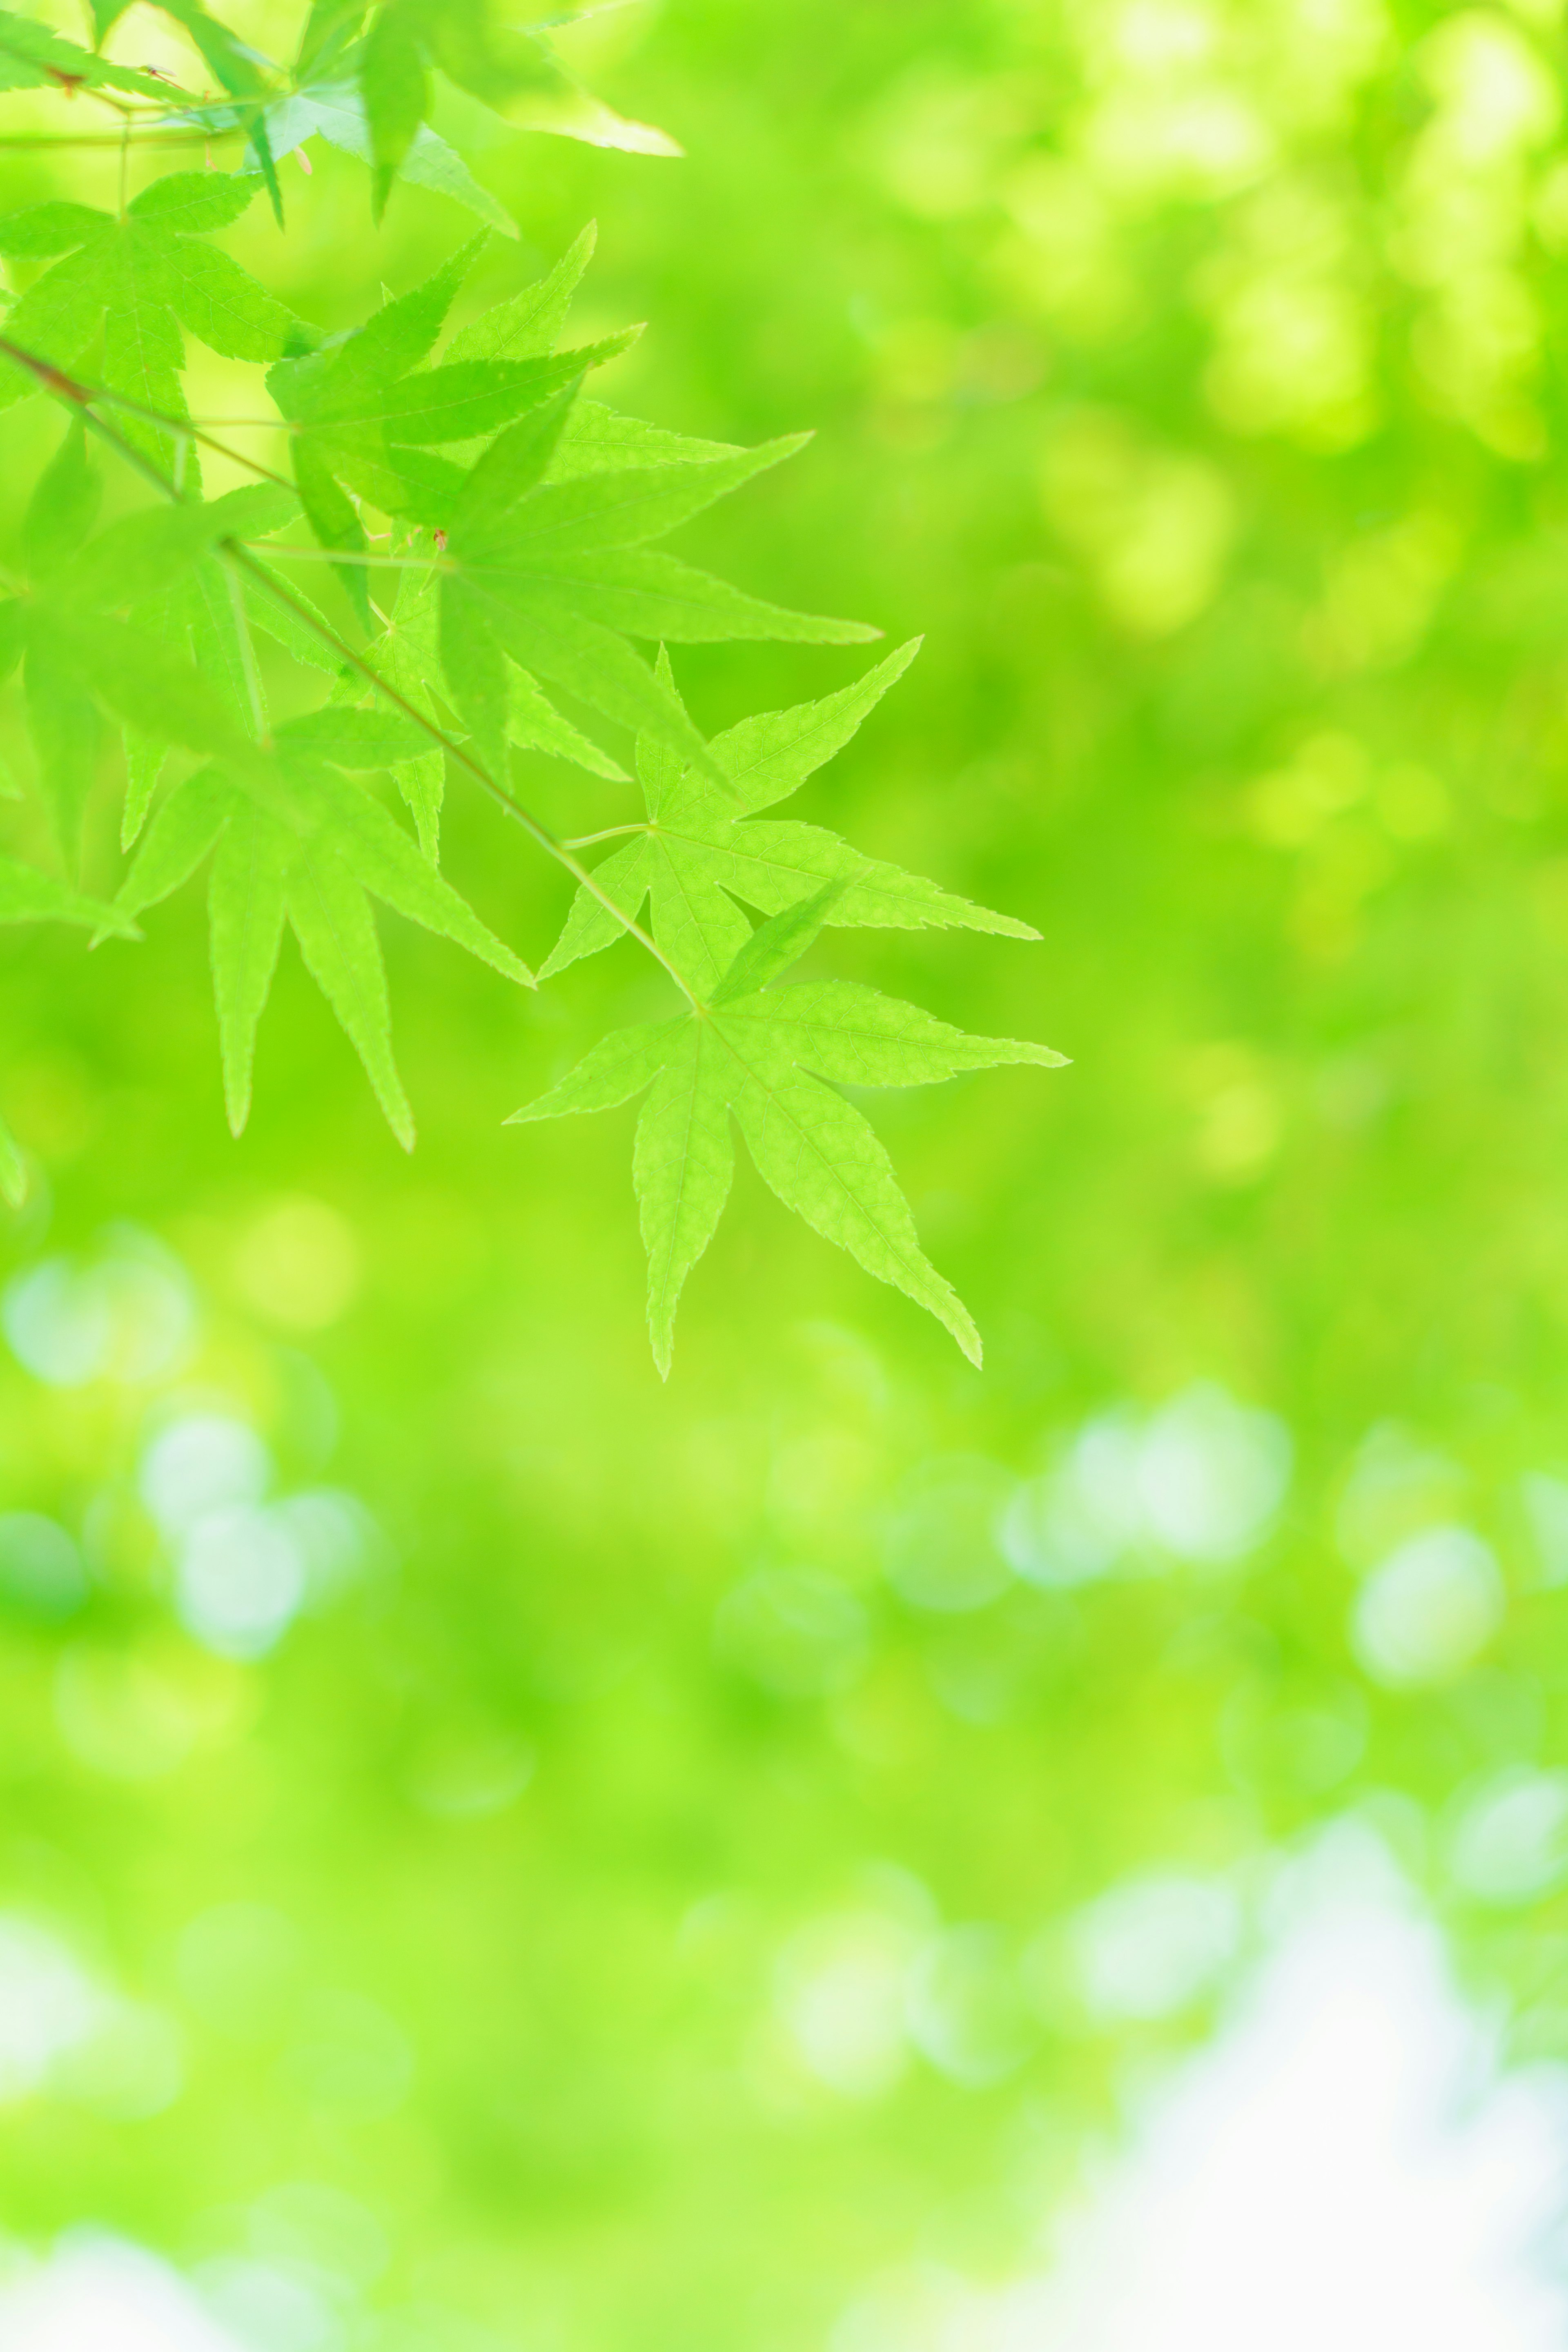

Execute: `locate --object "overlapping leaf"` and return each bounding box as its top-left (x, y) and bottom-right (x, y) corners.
top-left (301, 228), bottom-right (614, 858)
top-left (435, 384), bottom-right (878, 792)
top-left (542, 646), bottom-right (1039, 991)
top-left (0, 9), bottom-right (183, 99)
top-left (0, 192), bottom-right (1053, 1366)
top-left (334, 547), bottom-right (627, 860)
top-left (114, 708), bottom-right (532, 1144)
top-left (7, 415), bottom-right (530, 1139)
top-left (512, 887), bottom-right (1065, 1372)
top-left (298, 227), bottom-right (870, 834)
top-left (265, 232), bottom-right (634, 623)
top-left (2, 424), bottom-right (298, 857)
top-left (163, 3), bottom-right (674, 227)
top-left (239, 74), bottom-right (519, 236)
top-left (352, 0), bottom-right (677, 215)
top-left (150, 2), bottom-right (287, 217)
top-left (0, 174), bottom-right (317, 474)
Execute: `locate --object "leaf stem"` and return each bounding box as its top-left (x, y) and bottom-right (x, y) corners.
top-left (0, 334), bottom-right (702, 1012)
top-left (562, 824), bottom-right (647, 849)
top-left (221, 552), bottom-right (270, 745)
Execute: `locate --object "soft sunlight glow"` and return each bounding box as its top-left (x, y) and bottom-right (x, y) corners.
top-left (2, 1235), bottom-right (197, 1389)
top-left (1001, 1384), bottom-right (1292, 1588)
top-left (832, 1831), bottom-right (1568, 2352)
top-left (1351, 1526), bottom-right (1506, 1686)
top-left (0, 2237), bottom-right (245, 2352)
top-left (1068, 1871), bottom-right (1241, 2022)
top-left (0, 1918), bottom-right (99, 2103)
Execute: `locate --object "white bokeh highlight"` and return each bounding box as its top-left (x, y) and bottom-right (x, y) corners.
top-left (1000, 1384), bottom-right (1292, 1589)
top-left (832, 1833), bottom-right (1568, 2352)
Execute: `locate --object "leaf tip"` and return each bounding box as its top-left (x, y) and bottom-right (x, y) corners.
top-left (945, 1294), bottom-right (984, 1370)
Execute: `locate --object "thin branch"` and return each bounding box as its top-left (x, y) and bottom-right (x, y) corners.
top-left (0, 350), bottom-right (298, 494)
top-left (238, 556), bottom-right (700, 1008)
top-left (0, 334), bottom-right (702, 1012)
top-left (0, 131), bottom-right (219, 149)
top-left (244, 542), bottom-right (449, 572)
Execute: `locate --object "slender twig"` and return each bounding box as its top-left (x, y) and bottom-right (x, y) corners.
top-left (244, 543), bottom-right (450, 572)
top-left (0, 334), bottom-right (701, 1010)
top-left (0, 131), bottom-right (223, 149)
top-left (0, 356), bottom-right (298, 494)
top-left (238, 556), bottom-right (699, 1006)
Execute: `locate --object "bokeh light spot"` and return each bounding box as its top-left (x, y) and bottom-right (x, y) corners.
top-left (1069, 1871), bottom-right (1241, 2022)
top-left (1449, 1770), bottom-right (1568, 1906)
top-left (232, 1199), bottom-right (363, 1334)
top-left (1351, 1526), bottom-right (1506, 1688)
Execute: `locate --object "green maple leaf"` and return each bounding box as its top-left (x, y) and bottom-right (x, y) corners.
top-left (5, 343), bottom-right (502, 1115)
top-left (236, 73), bottom-right (521, 237)
top-left (334, 545), bottom-right (626, 863)
top-left (290, 229), bottom-right (788, 839)
top-left (0, 173), bottom-right (317, 478)
top-left (542, 645), bottom-right (1038, 992)
top-left (437, 376), bottom-right (878, 793)
top-left (0, 9), bottom-right (184, 99)
top-left (114, 711), bottom-right (533, 1145)
top-left (511, 885), bottom-right (1067, 1373)
top-left (353, 0), bottom-right (676, 219)
top-left (323, 227), bottom-right (721, 850)
top-left (266, 232), bottom-right (633, 625)
top-left (150, 3), bottom-right (287, 219)
top-left (2, 425), bottom-right (297, 857)
top-left (278, 227), bottom-right (744, 855)
top-left (175, 8), bottom-right (665, 229)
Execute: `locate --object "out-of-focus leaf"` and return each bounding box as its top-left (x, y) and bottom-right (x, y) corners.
top-left (0, 8), bottom-right (185, 98)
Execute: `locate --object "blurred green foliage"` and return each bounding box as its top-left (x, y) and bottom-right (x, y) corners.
top-left (6, 2), bottom-right (1568, 2346)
